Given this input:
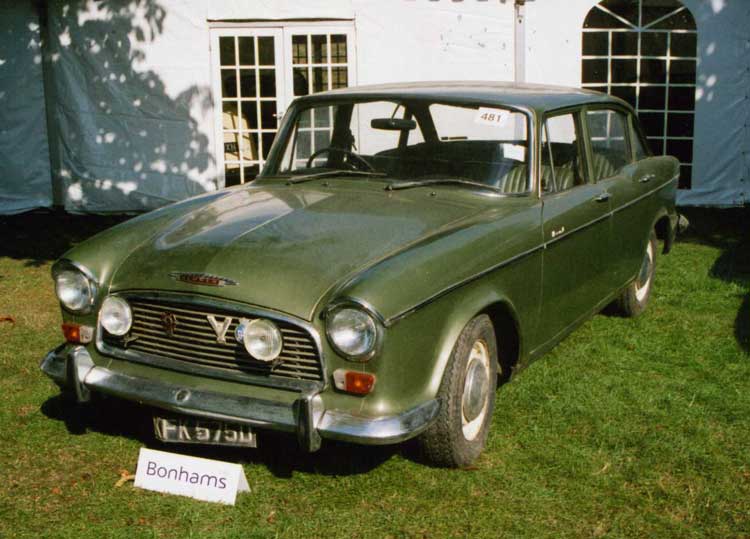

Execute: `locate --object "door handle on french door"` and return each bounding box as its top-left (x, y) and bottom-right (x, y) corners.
top-left (594, 192), bottom-right (610, 202)
top-left (639, 174), bottom-right (656, 183)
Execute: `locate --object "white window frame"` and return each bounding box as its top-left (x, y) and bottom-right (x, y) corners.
top-left (209, 22), bottom-right (357, 187)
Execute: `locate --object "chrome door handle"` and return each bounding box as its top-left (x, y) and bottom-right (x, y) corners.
top-left (594, 192), bottom-right (610, 202)
top-left (639, 174), bottom-right (656, 183)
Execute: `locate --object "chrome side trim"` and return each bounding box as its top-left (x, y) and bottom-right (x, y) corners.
top-left (611, 174), bottom-right (678, 216)
top-left (543, 211), bottom-right (609, 246)
top-left (385, 176), bottom-right (677, 326)
top-left (385, 244), bottom-right (544, 326)
top-left (317, 399), bottom-right (440, 445)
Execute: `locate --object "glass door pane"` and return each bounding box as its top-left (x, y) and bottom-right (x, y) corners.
top-left (213, 29), bottom-right (284, 186)
top-left (284, 28), bottom-right (354, 167)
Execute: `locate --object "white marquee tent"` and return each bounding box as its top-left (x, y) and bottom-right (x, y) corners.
top-left (0, 0), bottom-right (747, 214)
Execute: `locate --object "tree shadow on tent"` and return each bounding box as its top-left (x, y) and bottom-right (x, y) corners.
top-left (40, 0), bottom-right (215, 213)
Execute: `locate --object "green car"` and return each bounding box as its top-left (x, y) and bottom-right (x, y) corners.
top-left (41, 82), bottom-right (679, 467)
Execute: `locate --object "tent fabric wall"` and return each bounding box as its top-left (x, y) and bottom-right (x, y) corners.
top-left (678, 0), bottom-right (749, 207)
top-left (524, 0), bottom-right (748, 207)
top-left (43, 0), bottom-right (513, 213)
top-left (45, 0), bottom-right (218, 213)
top-left (0, 0), bottom-right (53, 214)
top-left (0, 0), bottom-right (745, 214)
top-left (352, 0), bottom-right (514, 86)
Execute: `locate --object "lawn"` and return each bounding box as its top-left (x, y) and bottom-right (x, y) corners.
top-left (0, 209), bottom-right (748, 539)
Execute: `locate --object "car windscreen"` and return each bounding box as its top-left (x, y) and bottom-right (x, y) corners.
top-left (269, 99), bottom-right (531, 194)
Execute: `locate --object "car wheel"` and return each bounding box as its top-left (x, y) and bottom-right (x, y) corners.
top-left (616, 232), bottom-right (657, 317)
top-left (418, 314), bottom-right (498, 468)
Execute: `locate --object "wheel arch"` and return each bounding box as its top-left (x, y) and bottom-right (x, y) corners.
top-left (423, 285), bottom-right (525, 399)
top-left (482, 301), bottom-right (521, 383)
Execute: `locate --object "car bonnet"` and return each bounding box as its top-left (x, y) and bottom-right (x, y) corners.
top-left (108, 181), bottom-right (488, 321)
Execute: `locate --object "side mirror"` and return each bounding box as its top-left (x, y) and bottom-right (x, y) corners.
top-left (371, 118), bottom-right (417, 131)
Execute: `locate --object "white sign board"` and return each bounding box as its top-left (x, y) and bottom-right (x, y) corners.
top-left (134, 448), bottom-right (250, 505)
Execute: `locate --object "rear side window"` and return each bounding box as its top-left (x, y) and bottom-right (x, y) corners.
top-left (542, 113), bottom-right (586, 193)
top-left (586, 109), bottom-right (630, 181)
top-left (630, 115), bottom-right (649, 161)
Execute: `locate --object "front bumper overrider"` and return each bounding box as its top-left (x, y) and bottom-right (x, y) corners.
top-left (40, 345), bottom-right (439, 452)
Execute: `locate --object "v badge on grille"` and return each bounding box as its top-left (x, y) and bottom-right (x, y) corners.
top-left (207, 315), bottom-right (233, 343)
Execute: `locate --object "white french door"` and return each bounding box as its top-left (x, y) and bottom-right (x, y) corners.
top-left (210, 24), bottom-right (356, 186)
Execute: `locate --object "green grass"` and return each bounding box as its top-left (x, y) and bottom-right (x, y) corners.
top-left (0, 209), bottom-right (748, 538)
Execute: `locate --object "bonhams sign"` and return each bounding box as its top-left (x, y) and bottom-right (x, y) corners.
top-left (134, 448), bottom-right (250, 505)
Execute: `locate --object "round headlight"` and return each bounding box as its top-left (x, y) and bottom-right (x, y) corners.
top-left (327, 308), bottom-right (378, 359)
top-left (236, 319), bottom-right (283, 362)
top-left (55, 270), bottom-right (94, 312)
top-left (100, 296), bottom-right (132, 336)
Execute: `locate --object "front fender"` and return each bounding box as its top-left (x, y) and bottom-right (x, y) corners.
top-left (336, 199), bottom-right (541, 325)
top-left (353, 247), bottom-right (540, 419)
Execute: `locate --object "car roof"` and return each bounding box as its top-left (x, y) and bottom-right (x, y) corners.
top-left (295, 81), bottom-right (630, 115)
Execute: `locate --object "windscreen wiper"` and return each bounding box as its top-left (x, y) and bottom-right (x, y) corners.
top-left (385, 178), bottom-right (504, 193)
top-left (286, 169), bottom-right (387, 185)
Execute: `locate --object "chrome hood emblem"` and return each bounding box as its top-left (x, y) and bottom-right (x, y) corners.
top-left (169, 272), bottom-right (238, 287)
top-left (207, 315), bottom-right (233, 344)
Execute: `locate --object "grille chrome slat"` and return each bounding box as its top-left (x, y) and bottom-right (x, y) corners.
top-left (104, 297), bottom-right (324, 383)
top-left (130, 324), bottom-right (319, 357)
top-left (133, 311), bottom-right (311, 340)
top-left (132, 321), bottom-right (225, 341)
top-left (131, 332), bottom-right (321, 367)
top-left (129, 337), bottom-right (323, 374)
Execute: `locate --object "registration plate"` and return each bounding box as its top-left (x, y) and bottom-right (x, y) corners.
top-left (153, 416), bottom-right (257, 447)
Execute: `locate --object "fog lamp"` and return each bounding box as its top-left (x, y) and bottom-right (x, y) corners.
top-left (236, 318), bottom-right (283, 362)
top-left (100, 296), bottom-right (132, 336)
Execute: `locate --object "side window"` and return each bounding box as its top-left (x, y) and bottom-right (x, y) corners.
top-left (630, 115), bottom-right (649, 161)
top-left (586, 109), bottom-right (630, 181)
top-left (543, 113), bottom-right (586, 193)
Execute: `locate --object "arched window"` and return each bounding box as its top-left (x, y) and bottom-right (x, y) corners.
top-left (582, 0), bottom-right (697, 189)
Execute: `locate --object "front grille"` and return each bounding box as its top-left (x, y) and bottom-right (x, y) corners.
top-left (102, 298), bottom-right (323, 382)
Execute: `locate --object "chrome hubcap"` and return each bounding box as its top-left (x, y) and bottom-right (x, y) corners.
top-left (635, 241), bottom-right (654, 302)
top-left (462, 340), bottom-right (491, 441)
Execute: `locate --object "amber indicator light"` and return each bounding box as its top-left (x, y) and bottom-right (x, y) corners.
top-left (61, 322), bottom-right (93, 344)
top-left (345, 371), bottom-right (376, 395)
top-left (62, 322), bottom-right (82, 343)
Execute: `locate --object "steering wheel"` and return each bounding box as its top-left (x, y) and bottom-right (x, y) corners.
top-left (305, 147), bottom-right (375, 172)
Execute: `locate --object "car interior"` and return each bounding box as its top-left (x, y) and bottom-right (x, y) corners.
top-left (284, 101), bottom-right (626, 194)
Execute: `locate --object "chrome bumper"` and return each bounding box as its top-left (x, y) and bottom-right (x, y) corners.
top-left (40, 346), bottom-right (439, 451)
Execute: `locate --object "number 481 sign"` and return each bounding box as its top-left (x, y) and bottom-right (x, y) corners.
top-left (474, 107), bottom-right (510, 127)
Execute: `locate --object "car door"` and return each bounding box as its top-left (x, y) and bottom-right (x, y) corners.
top-left (537, 110), bottom-right (613, 346)
top-left (584, 107), bottom-right (653, 290)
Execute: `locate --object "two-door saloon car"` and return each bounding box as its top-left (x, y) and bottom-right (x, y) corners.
top-left (41, 82), bottom-right (679, 467)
